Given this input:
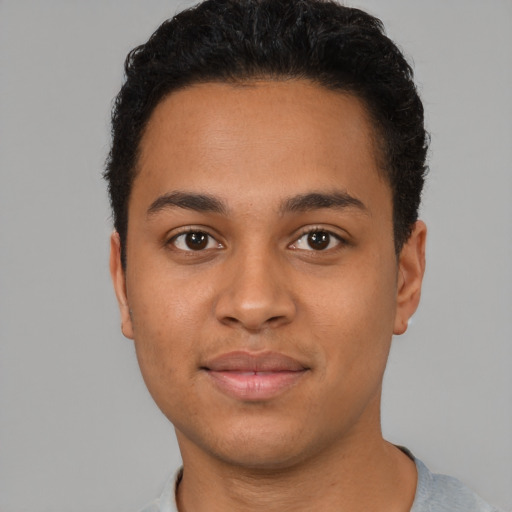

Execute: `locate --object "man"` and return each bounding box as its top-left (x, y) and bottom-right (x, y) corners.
top-left (105, 1), bottom-right (500, 511)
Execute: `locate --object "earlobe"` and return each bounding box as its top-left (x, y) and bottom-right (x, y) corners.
top-left (109, 232), bottom-right (134, 339)
top-left (393, 221), bottom-right (427, 335)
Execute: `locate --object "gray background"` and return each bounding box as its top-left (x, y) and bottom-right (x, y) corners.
top-left (1, 1), bottom-right (511, 511)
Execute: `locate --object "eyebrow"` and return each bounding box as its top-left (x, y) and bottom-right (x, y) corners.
top-left (146, 190), bottom-right (367, 218)
top-left (279, 191), bottom-right (368, 215)
top-left (147, 191), bottom-right (228, 216)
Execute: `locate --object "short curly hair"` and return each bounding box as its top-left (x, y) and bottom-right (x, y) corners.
top-left (105, 0), bottom-right (428, 266)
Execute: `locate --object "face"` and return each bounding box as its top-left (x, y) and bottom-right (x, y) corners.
top-left (110, 80), bottom-right (425, 469)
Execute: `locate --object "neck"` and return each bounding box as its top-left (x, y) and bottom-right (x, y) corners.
top-left (175, 431), bottom-right (417, 512)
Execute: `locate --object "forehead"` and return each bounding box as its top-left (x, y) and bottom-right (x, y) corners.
top-left (134, 80), bottom-right (389, 214)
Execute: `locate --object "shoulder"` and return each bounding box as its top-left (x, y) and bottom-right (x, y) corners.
top-left (411, 457), bottom-right (502, 512)
top-left (138, 500), bottom-right (162, 512)
top-left (137, 470), bottom-right (180, 512)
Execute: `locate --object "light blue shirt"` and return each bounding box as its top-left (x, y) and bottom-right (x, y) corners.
top-left (139, 455), bottom-right (501, 512)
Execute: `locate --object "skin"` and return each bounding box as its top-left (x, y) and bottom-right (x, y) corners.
top-left (110, 80), bottom-right (426, 512)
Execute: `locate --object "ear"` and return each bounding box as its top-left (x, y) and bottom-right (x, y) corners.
top-left (109, 232), bottom-right (134, 339)
top-left (393, 220), bottom-right (427, 335)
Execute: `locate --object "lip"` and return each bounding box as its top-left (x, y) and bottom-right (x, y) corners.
top-left (202, 351), bottom-right (309, 401)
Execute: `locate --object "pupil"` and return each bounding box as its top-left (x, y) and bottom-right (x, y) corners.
top-left (307, 231), bottom-right (330, 250)
top-left (185, 232), bottom-right (208, 250)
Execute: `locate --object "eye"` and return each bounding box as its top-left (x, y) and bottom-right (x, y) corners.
top-left (290, 230), bottom-right (343, 251)
top-left (171, 231), bottom-right (222, 251)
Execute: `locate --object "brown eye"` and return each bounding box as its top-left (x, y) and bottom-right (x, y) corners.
top-left (185, 232), bottom-right (208, 250)
top-left (307, 231), bottom-right (331, 250)
top-left (172, 231), bottom-right (220, 251)
top-left (290, 229), bottom-right (343, 252)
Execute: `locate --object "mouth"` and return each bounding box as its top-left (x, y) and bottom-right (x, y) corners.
top-left (201, 351), bottom-right (309, 401)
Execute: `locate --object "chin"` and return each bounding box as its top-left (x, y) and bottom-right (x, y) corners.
top-left (191, 415), bottom-right (325, 471)
top-left (214, 441), bottom-right (310, 471)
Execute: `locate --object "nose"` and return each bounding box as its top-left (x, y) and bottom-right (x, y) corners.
top-left (214, 249), bottom-right (296, 332)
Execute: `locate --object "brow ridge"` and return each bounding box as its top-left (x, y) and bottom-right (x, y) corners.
top-left (146, 190), bottom-right (367, 218)
top-left (147, 191), bottom-right (228, 216)
top-left (280, 191), bottom-right (367, 214)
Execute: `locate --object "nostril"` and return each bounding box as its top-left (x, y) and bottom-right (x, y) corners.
top-left (213, 270), bottom-right (296, 330)
top-left (219, 313), bottom-right (291, 331)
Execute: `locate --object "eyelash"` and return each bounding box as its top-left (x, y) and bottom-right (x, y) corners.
top-left (168, 228), bottom-right (223, 252)
top-left (289, 227), bottom-right (347, 252)
top-left (167, 227), bottom-right (347, 253)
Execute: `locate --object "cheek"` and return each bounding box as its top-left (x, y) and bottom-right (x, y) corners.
top-left (126, 270), bottom-right (212, 400)
top-left (128, 260), bottom-right (211, 335)
top-left (305, 256), bottom-right (398, 372)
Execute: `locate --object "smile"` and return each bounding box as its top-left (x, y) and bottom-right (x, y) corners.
top-left (202, 351), bottom-right (309, 401)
